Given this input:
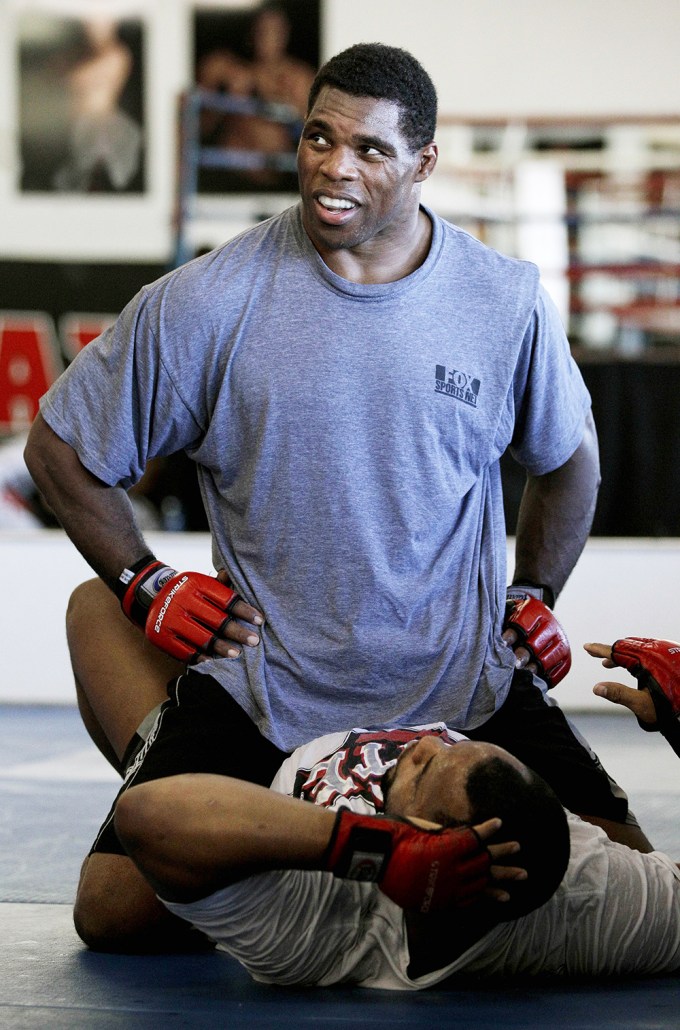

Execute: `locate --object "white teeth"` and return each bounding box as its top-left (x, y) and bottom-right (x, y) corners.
top-left (318, 195), bottom-right (355, 210)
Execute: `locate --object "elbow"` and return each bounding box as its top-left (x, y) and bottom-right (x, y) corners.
top-left (23, 419), bottom-right (41, 482)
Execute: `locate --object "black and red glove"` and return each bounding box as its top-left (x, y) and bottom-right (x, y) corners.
top-left (116, 555), bottom-right (241, 663)
top-left (504, 592), bottom-right (571, 688)
top-left (610, 637), bottom-right (680, 743)
top-left (324, 809), bottom-right (491, 913)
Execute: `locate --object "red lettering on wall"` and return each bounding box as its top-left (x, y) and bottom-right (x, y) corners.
top-left (0, 312), bottom-right (63, 432)
top-left (59, 313), bottom-right (116, 360)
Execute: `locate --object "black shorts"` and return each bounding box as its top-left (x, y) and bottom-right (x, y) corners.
top-left (466, 669), bottom-right (631, 824)
top-left (91, 671), bottom-right (289, 856)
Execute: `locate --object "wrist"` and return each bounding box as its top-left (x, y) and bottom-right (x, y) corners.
top-left (507, 582), bottom-right (555, 609)
top-left (117, 555), bottom-right (177, 628)
top-left (324, 809), bottom-right (392, 882)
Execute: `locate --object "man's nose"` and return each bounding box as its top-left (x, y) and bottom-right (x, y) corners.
top-left (410, 736), bottom-right (441, 765)
top-left (319, 145), bottom-right (358, 180)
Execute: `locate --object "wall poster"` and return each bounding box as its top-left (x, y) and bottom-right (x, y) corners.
top-left (192, 0), bottom-right (321, 194)
top-left (1, 0), bottom-right (182, 262)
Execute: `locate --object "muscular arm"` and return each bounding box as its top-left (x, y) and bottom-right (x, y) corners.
top-left (24, 413), bottom-right (150, 589)
top-left (115, 774), bottom-right (520, 908)
top-left (116, 774), bottom-right (337, 902)
top-left (25, 415), bottom-right (263, 659)
top-left (512, 408), bottom-right (600, 603)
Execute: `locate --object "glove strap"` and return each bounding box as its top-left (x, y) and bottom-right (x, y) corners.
top-left (325, 810), bottom-right (392, 882)
top-left (116, 554), bottom-right (177, 628)
top-left (507, 582), bottom-right (555, 609)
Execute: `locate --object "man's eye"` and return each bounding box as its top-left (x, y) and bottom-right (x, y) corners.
top-left (361, 146), bottom-right (382, 157)
top-left (308, 132), bottom-right (329, 146)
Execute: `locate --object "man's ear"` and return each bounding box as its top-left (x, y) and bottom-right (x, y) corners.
top-left (415, 142), bottom-right (438, 182)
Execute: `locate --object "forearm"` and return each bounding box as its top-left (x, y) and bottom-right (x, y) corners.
top-left (513, 410), bottom-right (600, 602)
top-left (115, 774), bottom-right (337, 903)
top-left (24, 413), bottom-right (150, 589)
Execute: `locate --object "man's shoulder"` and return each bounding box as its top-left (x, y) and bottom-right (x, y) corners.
top-left (211, 203), bottom-right (301, 258)
top-left (139, 204), bottom-right (302, 308)
top-left (429, 207), bottom-right (540, 293)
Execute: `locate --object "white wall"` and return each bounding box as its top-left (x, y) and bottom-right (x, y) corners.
top-left (5, 531), bottom-right (680, 710)
top-left (2, 0), bottom-right (678, 261)
top-left (324, 0), bottom-right (680, 117)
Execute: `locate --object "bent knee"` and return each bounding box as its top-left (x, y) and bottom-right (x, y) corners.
top-left (66, 578), bottom-right (111, 636)
top-left (114, 784), bottom-right (157, 858)
top-left (74, 851), bottom-right (170, 953)
top-left (74, 851), bottom-right (211, 954)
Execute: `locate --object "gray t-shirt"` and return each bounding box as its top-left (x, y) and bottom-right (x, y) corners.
top-left (41, 204), bottom-right (590, 749)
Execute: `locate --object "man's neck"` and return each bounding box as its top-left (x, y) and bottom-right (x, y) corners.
top-left (313, 207), bottom-right (433, 286)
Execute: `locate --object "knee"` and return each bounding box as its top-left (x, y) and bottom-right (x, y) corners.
top-left (73, 886), bottom-right (129, 952)
top-left (114, 786), bottom-right (153, 858)
top-left (73, 851), bottom-right (174, 953)
top-left (65, 578), bottom-right (108, 641)
top-left (73, 859), bottom-right (142, 952)
top-left (114, 783), bottom-right (206, 904)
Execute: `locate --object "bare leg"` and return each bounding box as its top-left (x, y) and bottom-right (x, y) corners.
top-left (66, 578), bottom-right (182, 766)
top-left (74, 853), bottom-right (214, 953)
top-left (66, 579), bottom-right (205, 951)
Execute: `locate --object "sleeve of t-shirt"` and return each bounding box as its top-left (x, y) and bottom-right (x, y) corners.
top-left (507, 285), bottom-right (591, 477)
top-left (39, 287), bottom-right (203, 490)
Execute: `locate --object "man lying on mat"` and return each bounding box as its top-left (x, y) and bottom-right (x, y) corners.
top-left (111, 637), bottom-right (680, 989)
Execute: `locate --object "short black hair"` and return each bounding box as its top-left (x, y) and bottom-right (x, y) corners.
top-left (463, 757), bottom-right (570, 920)
top-left (306, 43), bottom-right (437, 151)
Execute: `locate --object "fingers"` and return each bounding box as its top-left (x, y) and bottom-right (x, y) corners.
top-left (501, 627), bottom-right (518, 648)
top-left (470, 823), bottom-right (528, 903)
top-left (487, 839), bottom-right (519, 862)
top-left (230, 597), bottom-right (264, 628)
top-left (485, 863), bottom-right (527, 902)
top-left (489, 863), bottom-right (526, 881)
top-left (210, 614), bottom-right (261, 659)
top-left (210, 573), bottom-right (265, 660)
top-left (471, 817), bottom-right (502, 841)
top-left (502, 631), bottom-right (538, 673)
top-left (592, 680), bottom-right (656, 725)
top-left (583, 641), bottom-right (615, 667)
top-left (512, 644), bottom-right (532, 669)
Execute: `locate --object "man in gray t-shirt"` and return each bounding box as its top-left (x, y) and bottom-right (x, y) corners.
top-left (25, 44), bottom-right (647, 953)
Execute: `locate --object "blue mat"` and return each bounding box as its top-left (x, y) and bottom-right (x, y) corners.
top-left (0, 705), bottom-right (118, 903)
top-left (1, 705), bottom-right (679, 1028)
top-left (2, 904), bottom-right (679, 1029)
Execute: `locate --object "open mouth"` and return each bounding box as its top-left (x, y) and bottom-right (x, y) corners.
top-left (314, 194), bottom-right (359, 224)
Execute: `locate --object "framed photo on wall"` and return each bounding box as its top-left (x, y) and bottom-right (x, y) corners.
top-left (0, 0), bottom-right (187, 261)
top-left (17, 8), bottom-right (147, 194)
top-left (192, 0), bottom-right (321, 194)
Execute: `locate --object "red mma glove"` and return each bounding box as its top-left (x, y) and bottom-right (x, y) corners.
top-left (610, 637), bottom-right (680, 737)
top-left (324, 809), bottom-right (491, 914)
top-left (504, 593), bottom-right (571, 688)
top-left (117, 555), bottom-right (241, 662)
